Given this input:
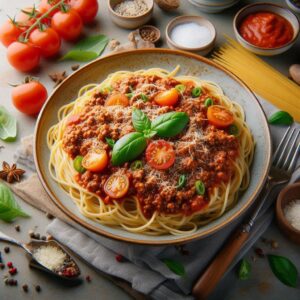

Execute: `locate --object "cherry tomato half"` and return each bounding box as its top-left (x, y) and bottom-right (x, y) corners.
top-left (0, 20), bottom-right (23, 47)
top-left (7, 41), bottom-right (40, 72)
top-left (51, 9), bottom-right (83, 41)
top-left (105, 93), bottom-right (129, 107)
top-left (29, 28), bottom-right (61, 58)
top-left (12, 81), bottom-right (48, 115)
top-left (154, 88), bottom-right (179, 107)
top-left (104, 174), bottom-right (129, 199)
top-left (82, 149), bottom-right (108, 172)
top-left (146, 140), bottom-right (175, 170)
top-left (207, 105), bottom-right (234, 128)
top-left (69, 0), bottom-right (98, 24)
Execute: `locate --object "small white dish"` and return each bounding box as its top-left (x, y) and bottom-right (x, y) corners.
top-left (166, 15), bottom-right (216, 56)
top-left (188, 0), bottom-right (240, 13)
top-left (233, 3), bottom-right (300, 56)
top-left (286, 0), bottom-right (300, 14)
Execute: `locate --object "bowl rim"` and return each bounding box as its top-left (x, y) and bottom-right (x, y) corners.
top-left (276, 182), bottom-right (300, 235)
top-left (107, 0), bottom-right (154, 19)
top-left (189, 0), bottom-right (240, 8)
top-left (286, 0), bottom-right (300, 12)
top-left (166, 15), bottom-right (217, 51)
top-left (138, 25), bottom-right (161, 43)
top-left (233, 2), bottom-right (300, 51)
top-left (34, 48), bottom-right (272, 245)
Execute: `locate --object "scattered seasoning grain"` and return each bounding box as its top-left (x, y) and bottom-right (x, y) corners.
top-left (114, 0), bottom-right (149, 17)
top-left (14, 225), bottom-right (20, 232)
top-left (4, 278), bottom-right (9, 285)
top-left (86, 275), bottom-right (92, 282)
top-left (35, 285), bottom-right (41, 292)
top-left (255, 247), bottom-right (265, 258)
top-left (4, 247), bottom-right (10, 254)
top-left (271, 240), bottom-right (279, 249)
top-left (34, 233), bottom-right (40, 240)
top-left (22, 284), bottom-right (29, 292)
top-left (29, 230), bottom-right (35, 238)
top-left (71, 64), bottom-right (80, 71)
top-left (0, 263), bottom-right (5, 269)
top-left (46, 235), bottom-right (53, 241)
top-left (46, 212), bottom-right (54, 220)
top-left (115, 254), bottom-right (123, 262)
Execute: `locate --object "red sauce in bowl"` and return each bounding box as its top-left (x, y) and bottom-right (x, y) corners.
top-left (238, 11), bottom-right (294, 48)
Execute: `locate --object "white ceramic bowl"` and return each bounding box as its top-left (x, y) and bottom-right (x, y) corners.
top-left (108, 0), bottom-right (154, 29)
top-left (166, 15), bottom-right (216, 56)
top-left (233, 3), bottom-right (300, 56)
top-left (286, 0), bottom-right (300, 14)
top-left (188, 0), bottom-right (240, 13)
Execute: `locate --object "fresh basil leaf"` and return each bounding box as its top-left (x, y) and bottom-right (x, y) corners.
top-left (238, 259), bottom-right (251, 280)
top-left (132, 108), bottom-right (151, 133)
top-left (0, 183), bottom-right (29, 222)
top-left (162, 259), bottom-right (186, 277)
top-left (151, 112), bottom-right (189, 138)
top-left (0, 106), bottom-right (17, 142)
top-left (140, 93), bottom-right (149, 102)
top-left (112, 132), bottom-right (147, 166)
top-left (268, 254), bottom-right (298, 287)
top-left (61, 35), bottom-right (109, 62)
top-left (105, 137), bottom-right (115, 148)
top-left (268, 111), bottom-right (294, 126)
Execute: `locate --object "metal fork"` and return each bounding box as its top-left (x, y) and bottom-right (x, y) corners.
top-left (193, 126), bottom-right (300, 300)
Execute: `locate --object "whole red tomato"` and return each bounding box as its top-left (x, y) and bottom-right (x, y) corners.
top-left (69, 0), bottom-right (98, 24)
top-left (51, 9), bottom-right (83, 41)
top-left (7, 41), bottom-right (41, 72)
top-left (0, 19), bottom-right (23, 47)
top-left (29, 28), bottom-right (61, 58)
top-left (39, 0), bottom-right (62, 17)
top-left (12, 81), bottom-right (48, 116)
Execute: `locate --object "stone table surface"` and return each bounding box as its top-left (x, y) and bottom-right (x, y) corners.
top-left (0, 0), bottom-right (299, 299)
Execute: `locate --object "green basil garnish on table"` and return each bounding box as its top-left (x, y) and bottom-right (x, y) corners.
top-left (132, 108), bottom-right (151, 133)
top-left (268, 254), bottom-right (298, 287)
top-left (73, 156), bottom-right (86, 173)
top-left (0, 106), bottom-right (17, 142)
top-left (238, 258), bottom-right (251, 280)
top-left (151, 111), bottom-right (189, 138)
top-left (268, 111), bottom-right (294, 126)
top-left (111, 132), bottom-right (147, 166)
top-left (162, 258), bottom-right (186, 277)
top-left (0, 183), bottom-right (29, 222)
top-left (61, 34), bottom-right (109, 62)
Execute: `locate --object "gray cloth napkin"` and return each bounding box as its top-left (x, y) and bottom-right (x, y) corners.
top-left (14, 97), bottom-right (298, 299)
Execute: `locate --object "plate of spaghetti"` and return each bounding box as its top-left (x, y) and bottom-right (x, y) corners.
top-left (35, 49), bottom-right (271, 244)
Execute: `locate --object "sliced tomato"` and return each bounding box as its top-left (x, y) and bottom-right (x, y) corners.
top-left (104, 174), bottom-right (129, 199)
top-left (82, 149), bottom-right (108, 172)
top-left (154, 88), bottom-right (179, 107)
top-left (146, 140), bottom-right (175, 170)
top-left (105, 93), bottom-right (129, 107)
top-left (66, 114), bottom-right (81, 126)
top-left (207, 105), bottom-right (234, 128)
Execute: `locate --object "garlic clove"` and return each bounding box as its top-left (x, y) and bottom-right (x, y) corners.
top-left (289, 64), bottom-right (300, 85)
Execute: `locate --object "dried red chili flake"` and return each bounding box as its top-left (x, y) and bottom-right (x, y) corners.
top-left (7, 262), bottom-right (13, 268)
top-left (9, 267), bottom-right (17, 275)
top-left (115, 254), bottom-right (123, 262)
top-left (85, 275), bottom-right (92, 282)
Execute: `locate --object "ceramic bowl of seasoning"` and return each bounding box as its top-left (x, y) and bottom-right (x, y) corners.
top-left (108, 0), bottom-right (154, 29)
top-left (166, 15), bottom-right (216, 56)
top-left (138, 25), bottom-right (160, 43)
top-left (276, 182), bottom-right (300, 245)
top-left (286, 0), bottom-right (300, 14)
top-left (233, 3), bottom-right (300, 56)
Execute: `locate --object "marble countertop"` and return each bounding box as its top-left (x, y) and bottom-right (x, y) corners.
top-left (0, 0), bottom-right (299, 299)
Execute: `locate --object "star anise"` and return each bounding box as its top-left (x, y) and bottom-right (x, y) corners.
top-left (48, 71), bottom-right (68, 87)
top-left (0, 162), bottom-right (25, 183)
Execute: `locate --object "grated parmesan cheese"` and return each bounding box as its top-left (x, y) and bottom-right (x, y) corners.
top-left (114, 0), bottom-right (149, 17)
top-left (284, 200), bottom-right (300, 231)
top-left (33, 245), bottom-right (67, 271)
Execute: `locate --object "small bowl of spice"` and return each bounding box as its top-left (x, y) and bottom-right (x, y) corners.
top-left (276, 182), bottom-right (300, 245)
top-left (166, 15), bottom-right (216, 56)
top-left (138, 25), bottom-right (160, 43)
top-left (108, 0), bottom-right (154, 29)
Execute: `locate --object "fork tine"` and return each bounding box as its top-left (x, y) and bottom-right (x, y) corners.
top-left (288, 142), bottom-right (300, 173)
top-left (273, 126), bottom-right (292, 164)
top-left (282, 130), bottom-right (300, 169)
top-left (275, 128), bottom-right (295, 167)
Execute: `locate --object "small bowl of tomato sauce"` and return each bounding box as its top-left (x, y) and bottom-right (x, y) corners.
top-left (233, 3), bottom-right (299, 56)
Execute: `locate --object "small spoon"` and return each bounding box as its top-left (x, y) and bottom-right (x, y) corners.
top-left (0, 230), bottom-right (82, 285)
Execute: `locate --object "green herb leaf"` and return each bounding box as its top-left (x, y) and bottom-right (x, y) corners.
top-left (175, 84), bottom-right (186, 93)
top-left (195, 180), bottom-right (205, 195)
top-left (61, 35), bottom-right (109, 62)
top-left (204, 97), bottom-right (213, 107)
top-left (0, 106), bottom-right (17, 142)
top-left (268, 111), bottom-right (294, 126)
top-left (132, 108), bottom-right (151, 133)
top-left (143, 129), bottom-right (157, 139)
top-left (105, 137), bottom-right (115, 148)
top-left (192, 87), bottom-right (202, 98)
top-left (0, 183), bottom-right (29, 222)
top-left (111, 132), bottom-right (147, 166)
top-left (268, 254), bottom-right (298, 287)
top-left (73, 156), bottom-right (86, 173)
top-left (126, 92), bottom-right (134, 99)
top-left (229, 124), bottom-right (239, 136)
top-left (176, 174), bottom-right (187, 190)
top-left (140, 93), bottom-right (148, 102)
top-left (162, 259), bottom-right (186, 277)
top-left (151, 112), bottom-right (189, 138)
top-left (238, 259), bottom-right (251, 280)
top-left (130, 160), bottom-right (143, 170)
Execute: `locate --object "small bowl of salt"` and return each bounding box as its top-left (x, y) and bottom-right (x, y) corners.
top-left (276, 182), bottom-right (300, 245)
top-left (166, 15), bottom-right (216, 56)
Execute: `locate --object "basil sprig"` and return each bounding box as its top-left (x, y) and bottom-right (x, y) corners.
top-left (111, 109), bottom-right (189, 166)
top-left (268, 111), bottom-right (294, 126)
top-left (0, 106), bottom-right (17, 142)
top-left (268, 254), bottom-right (298, 287)
top-left (238, 259), bottom-right (251, 280)
top-left (162, 258), bottom-right (186, 277)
